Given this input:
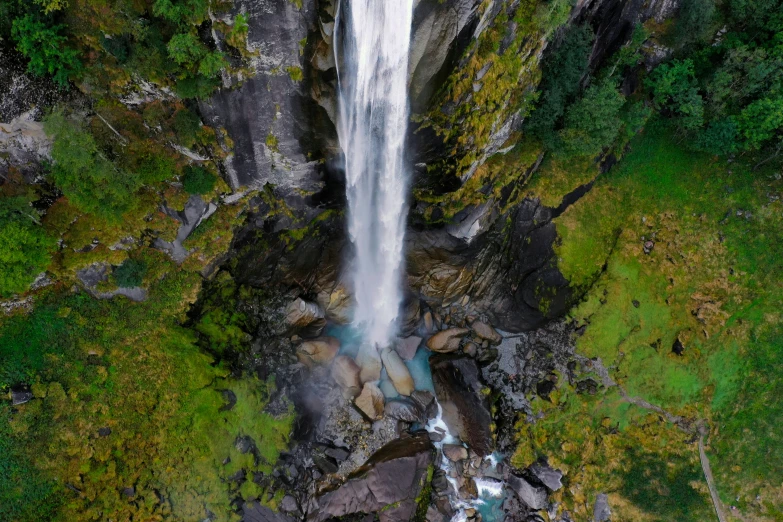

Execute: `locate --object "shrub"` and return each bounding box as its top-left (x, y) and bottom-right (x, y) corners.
top-left (696, 118), bottom-right (739, 155)
top-left (113, 258), bottom-right (147, 287)
top-left (174, 108), bottom-right (201, 146)
top-left (182, 165), bottom-right (217, 195)
top-left (0, 197), bottom-right (55, 296)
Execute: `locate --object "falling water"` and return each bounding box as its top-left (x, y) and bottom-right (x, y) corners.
top-left (334, 0), bottom-right (414, 349)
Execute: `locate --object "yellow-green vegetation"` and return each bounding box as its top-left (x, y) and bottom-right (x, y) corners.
top-left (0, 249), bottom-right (294, 522)
top-left (286, 66), bottom-right (303, 82)
top-left (513, 387), bottom-right (713, 521)
top-left (415, 0), bottom-right (549, 182)
top-left (415, 138), bottom-right (542, 222)
top-left (531, 123), bottom-right (783, 519)
top-left (524, 150), bottom-right (600, 207)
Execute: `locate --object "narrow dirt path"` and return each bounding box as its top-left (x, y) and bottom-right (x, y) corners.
top-left (699, 433), bottom-right (727, 522)
top-left (586, 356), bottom-right (728, 521)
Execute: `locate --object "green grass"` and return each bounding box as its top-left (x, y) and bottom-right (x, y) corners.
top-left (0, 249), bottom-right (294, 521)
top-left (525, 121), bottom-right (783, 519)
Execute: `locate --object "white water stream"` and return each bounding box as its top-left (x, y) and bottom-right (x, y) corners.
top-left (334, 0), bottom-right (414, 349)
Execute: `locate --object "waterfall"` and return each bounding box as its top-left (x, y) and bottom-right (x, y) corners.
top-left (334, 0), bottom-right (413, 349)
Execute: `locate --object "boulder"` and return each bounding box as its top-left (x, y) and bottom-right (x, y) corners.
top-left (593, 492), bottom-right (611, 522)
top-left (308, 432), bottom-right (434, 522)
top-left (380, 347), bottom-right (415, 396)
top-left (10, 388), bottom-right (33, 406)
top-left (442, 444), bottom-right (468, 462)
top-left (426, 327), bottom-right (470, 353)
top-left (410, 389), bottom-right (438, 420)
top-left (529, 462), bottom-right (563, 491)
top-left (285, 298), bottom-right (326, 336)
top-left (243, 500), bottom-right (296, 522)
top-left (355, 382), bottom-right (385, 421)
top-left (470, 321), bottom-right (502, 345)
top-left (508, 474), bottom-right (547, 510)
top-left (356, 343), bottom-right (382, 383)
top-left (317, 284), bottom-right (353, 324)
top-left (331, 355), bottom-right (362, 398)
top-left (400, 296), bottom-right (421, 335)
top-left (423, 311), bottom-right (435, 333)
top-left (296, 337), bottom-right (340, 367)
top-left (384, 399), bottom-right (423, 423)
top-left (430, 355), bottom-right (493, 456)
top-left (394, 336), bottom-right (422, 360)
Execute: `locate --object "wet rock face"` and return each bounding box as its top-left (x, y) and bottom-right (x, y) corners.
top-left (199, 0), bottom-right (334, 193)
top-left (575, 0), bottom-right (680, 70)
top-left (407, 198), bottom-right (573, 332)
top-left (409, 0), bottom-right (481, 112)
top-left (430, 355), bottom-right (493, 457)
top-left (308, 432), bottom-right (434, 522)
top-left (0, 50), bottom-right (64, 123)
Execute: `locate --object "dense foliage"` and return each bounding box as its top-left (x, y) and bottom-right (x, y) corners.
top-left (0, 0), bottom-right (245, 98)
top-left (0, 196), bottom-right (55, 296)
top-left (182, 164), bottom-right (218, 194)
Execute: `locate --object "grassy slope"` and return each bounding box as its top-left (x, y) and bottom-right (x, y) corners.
top-left (1, 248), bottom-right (293, 522)
top-left (518, 123), bottom-right (783, 521)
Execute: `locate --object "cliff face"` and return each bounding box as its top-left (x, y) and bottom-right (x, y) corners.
top-left (215, 0), bottom-right (680, 331)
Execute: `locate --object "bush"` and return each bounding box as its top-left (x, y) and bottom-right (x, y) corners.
top-left (0, 196), bottom-right (55, 297)
top-left (696, 118), bottom-right (739, 155)
top-left (113, 258), bottom-right (147, 287)
top-left (182, 165), bottom-right (217, 195)
top-left (174, 109), bottom-right (201, 146)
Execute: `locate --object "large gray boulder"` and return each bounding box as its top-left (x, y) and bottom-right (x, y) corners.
top-left (308, 432), bottom-right (434, 522)
top-left (430, 355), bottom-right (493, 456)
top-left (508, 474), bottom-right (547, 511)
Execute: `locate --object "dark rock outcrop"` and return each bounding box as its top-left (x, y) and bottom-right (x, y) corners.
top-left (308, 432), bottom-right (434, 522)
top-left (430, 355), bottom-right (493, 456)
top-left (408, 197), bottom-right (572, 331)
top-left (199, 0), bottom-right (333, 194)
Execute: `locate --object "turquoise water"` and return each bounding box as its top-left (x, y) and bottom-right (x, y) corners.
top-left (323, 323), bottom-right (434, 397)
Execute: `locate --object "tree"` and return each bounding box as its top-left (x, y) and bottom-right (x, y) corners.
top-left (113, 258), bottom-right (147, 287)
top-left (525, 24), bottom-right (595, 144)
top-left (737, 97), bottom-right (783, 150)
top-left (0, 197), bottom-right (55, 296)
top-left (557, 78), bottom-right (626, 158)
top-left (182, 165), bottom-right (217, 195)
top-left (44, 110), bottom-right (140, 221)
top-left (673, 0), bottom-right (716, 46)
top-left (11, 14), bottom-right (80, 87)
top-left (647, 59), bottom-right (704, 131)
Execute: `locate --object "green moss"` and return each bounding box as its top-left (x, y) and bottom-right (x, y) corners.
top-left (266, 133), bottom-right (280, 152)
top-left (548, 122), bottom-right (783, 518)
top-left (285, 66), bottom-right (303, 82)
top-left (0, 248), bottom-right (294, 521)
